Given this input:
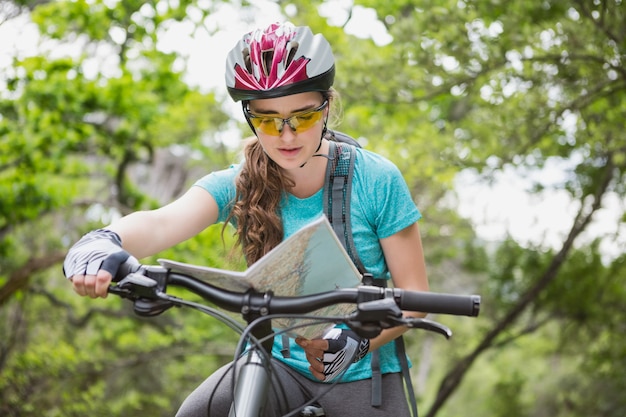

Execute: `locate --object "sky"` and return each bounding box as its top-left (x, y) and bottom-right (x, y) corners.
top-left (454, 166), bottom-right (624, 261)
top-left (1, 1), bottom-right (623, 262)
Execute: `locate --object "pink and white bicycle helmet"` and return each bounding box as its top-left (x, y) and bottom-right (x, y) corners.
top-left (225, 22), bottom-right (335, 102)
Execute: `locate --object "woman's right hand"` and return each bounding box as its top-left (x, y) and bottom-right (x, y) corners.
top-left (70, 270), bottom-right (114, 299)
top-left (63, 229), bottom-right (137, 298)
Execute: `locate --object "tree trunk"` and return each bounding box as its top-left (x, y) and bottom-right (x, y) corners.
top-left (425, 157), bottom-right (614, 417)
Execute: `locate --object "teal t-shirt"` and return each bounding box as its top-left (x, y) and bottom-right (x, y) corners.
top-left (194, 145), bottom-right (421, 382)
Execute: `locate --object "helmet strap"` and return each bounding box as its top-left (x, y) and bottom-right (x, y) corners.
top-left (300, 117), bottom-right (331, 167)
top-left (241, 102), bottom-right (258, 136)
top-left (316, 120), bottom-right (328, 153)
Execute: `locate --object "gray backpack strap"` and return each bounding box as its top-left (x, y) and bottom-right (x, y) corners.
top-left (396, 336), bottom-right (418, 417)
top-left (280, 334), bottom-right (291, 358)
top-left (370, 339), bottom-right (415, 416)
top-left (370, 349), bottom-right (383, 407)
top-left (323, 140), bottom-right (366, 273)
top-left (323, 137), bottom-right (417, 416)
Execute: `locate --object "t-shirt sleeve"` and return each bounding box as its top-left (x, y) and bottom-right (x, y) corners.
top-left (356, 149), bottom-right (422, 239)
top-left (193, 164), bottom-right (240, 223)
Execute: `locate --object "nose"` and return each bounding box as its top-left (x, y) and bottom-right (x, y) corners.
top-left (279, 121), bottom-right (297, 141)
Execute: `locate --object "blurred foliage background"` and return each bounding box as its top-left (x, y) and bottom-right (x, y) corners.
top-left (1, 0), bottom-right (624, 416)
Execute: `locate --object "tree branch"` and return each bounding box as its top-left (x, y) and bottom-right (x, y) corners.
top-left (490, 315), bottom-right (552, 349)
top-left (574, 0), bottom-right (624, 46)
top-left (0, 302), bottom-right (26, 373)
top-left (31, 287), bottom-right (179, 332)
top-left (0, 251), bottom-right (66, 307)
top-left (425, 152), bottom-right (615, 417)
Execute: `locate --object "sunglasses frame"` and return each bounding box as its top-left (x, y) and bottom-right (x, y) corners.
top-left (244, 100), bottom-right (329, 136)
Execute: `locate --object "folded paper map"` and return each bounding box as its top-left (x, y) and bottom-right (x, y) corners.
top-left (158, 215), bottom-right (362, 338)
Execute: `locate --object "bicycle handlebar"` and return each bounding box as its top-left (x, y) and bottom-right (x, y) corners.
top-left (110, 262), bottom-right (481, 319)
top-left (108, 261), bottom-right (480, 417)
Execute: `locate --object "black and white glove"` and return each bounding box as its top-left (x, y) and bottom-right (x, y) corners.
top-left (321, 328), bottom-right (370, 381)
top-left (63, 229), bottom-right (137, 280)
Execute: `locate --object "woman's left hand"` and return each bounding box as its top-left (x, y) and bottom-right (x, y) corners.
top-left (295, 336), bottom-right (328, 380)
top-left (296, 329), bottom-right (370, 381)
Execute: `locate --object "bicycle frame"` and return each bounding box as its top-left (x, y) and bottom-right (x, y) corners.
top-left (230, 350), bottom-right (271, 417)
top-left (109, 264), bottom-right (480, 417)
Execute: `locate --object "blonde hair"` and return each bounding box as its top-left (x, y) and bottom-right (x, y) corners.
top-left (226, 90), bottom-right (339, 265)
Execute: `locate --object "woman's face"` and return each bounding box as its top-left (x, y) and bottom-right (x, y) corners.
top-left (246, 92), bottom-right (328, 171)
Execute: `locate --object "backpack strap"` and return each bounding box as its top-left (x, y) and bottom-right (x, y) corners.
top-left (328, 129), bottom-right (362, 148)
top-left (323, 140), bottom-right (366, 274)
top-left (323, 135), bottom-right (418, 417)
top-left (396, 335), bottom-right (418, 417)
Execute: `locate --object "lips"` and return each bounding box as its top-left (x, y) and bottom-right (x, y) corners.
top-left (278, 147), bottom-right (302, 157)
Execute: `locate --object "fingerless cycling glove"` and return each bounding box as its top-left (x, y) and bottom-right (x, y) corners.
top-left (321, 328), bottom-right (370, 381)
top-left (63, 229), bottom-right (137, 279)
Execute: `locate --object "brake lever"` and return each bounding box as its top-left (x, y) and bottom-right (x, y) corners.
top-left (109, 273), bottom-right (160, 299)
top-left (108, 272), bottom-right (176, 317)
top-left (403, 317), bottom-right (452, 339)
top-left (345, 297), bottom-right (404, 338)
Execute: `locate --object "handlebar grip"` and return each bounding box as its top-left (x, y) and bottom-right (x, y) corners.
top-left (398, 290), bottom-right (481, 317)
top-left (112, 257), bottom-right (142, 282)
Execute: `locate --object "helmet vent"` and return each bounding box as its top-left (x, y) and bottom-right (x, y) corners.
top-left (261, 49), bottom-right (274, 77)
top-left (242, 48), bottom-right (252, 74)
top-left (285, 41), bottom-right (298, 68)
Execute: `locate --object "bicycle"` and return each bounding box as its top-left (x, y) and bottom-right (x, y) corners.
top-left (108, 261), bottom-right (481, 417)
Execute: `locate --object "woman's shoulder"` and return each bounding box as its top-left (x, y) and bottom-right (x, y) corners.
top-left (193, 163), bottom-right (242, 202)
top-left (349, 145), bottom-right (410, 202)
top-left (352, 146), bottom-right (403, 177)
top-left (195, 163), bottom-right (242, 186)
top-left (347, 144), bottom-right (421, 236)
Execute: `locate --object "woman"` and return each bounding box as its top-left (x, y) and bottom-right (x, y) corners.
top-left (64, 22), bottom-right (429, 416)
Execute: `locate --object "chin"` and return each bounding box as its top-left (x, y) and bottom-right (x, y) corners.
top-left (277, 159), bottom-right (306, 170)
top-left (270, 151), bottom-right (309, 170)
